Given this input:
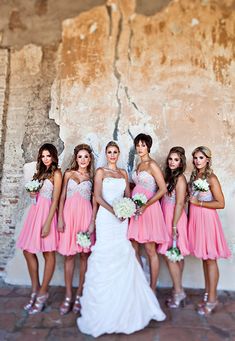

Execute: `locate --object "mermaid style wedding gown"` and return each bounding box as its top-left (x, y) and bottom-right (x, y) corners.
top-left (77, 177), bottom-right (166, 337)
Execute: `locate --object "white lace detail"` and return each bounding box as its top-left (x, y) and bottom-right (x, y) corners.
top-left (67, 179), bottom-right (92, 201)
top-left (163, 189), bottom-right (176, 204)
top-left (132, 171), bottom-right (157, 193)
top-left (39, 179), bottom-right (53, 199)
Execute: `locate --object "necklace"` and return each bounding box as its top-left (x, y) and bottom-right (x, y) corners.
top-left (105, 167), bottom-right (119, 172)
top-left (77, 170), bottom-right (89, 176)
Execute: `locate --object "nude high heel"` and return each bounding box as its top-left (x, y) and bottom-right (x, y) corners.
top-left (166, 291), bottom-right (186, 308)
top-left (24, 292), bottom-right (37, 311)
top-left (197, 300), bottom-right (218, 316)
top-left (28, 293), bottom-right (49, 314)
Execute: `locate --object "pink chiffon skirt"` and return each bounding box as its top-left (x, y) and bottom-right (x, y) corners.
top-left (128, 185), bottom-right (169, 252)
top-left (188, 205), bottom-right (231, 260)
top-left (17, 195), bottom-right (58, 253)
top-left (158, 199), bottom-right (190, 256)
top-left (58, 192), bottom-right (95, 256)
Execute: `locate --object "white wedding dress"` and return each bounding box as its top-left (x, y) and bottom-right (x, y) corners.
top-left (77, 177), bottom-right (166, 337)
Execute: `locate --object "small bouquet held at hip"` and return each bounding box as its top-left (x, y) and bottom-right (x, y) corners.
top-left (25, 179), bottom-right (43, 205)
top-left (112, 197), bottom-right (136, 219)
top-left (166, 238), bottom-right (184, 263)
top-left (132, 193), bottom-right (148, 220)
top-left (76, 232), bottom-right (91, 248)
top-left (193, 178), bottom-right (209, 192)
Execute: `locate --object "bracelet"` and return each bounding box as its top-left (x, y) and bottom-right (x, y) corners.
top-left (200, 201), bottom-right (203, 207)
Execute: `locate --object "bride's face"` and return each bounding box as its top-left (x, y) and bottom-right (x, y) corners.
top-left (106, 146), bottom-right (120, 165)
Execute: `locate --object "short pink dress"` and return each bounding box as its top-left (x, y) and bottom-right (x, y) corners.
top-left (188, 188), bottom-right (231, 260)
top-left (57, 179), bottom-right (95, 256)
top-left (17, 179), bottom-right (58, 253)
top-left (159, 190), bottom-right (190, 256)
top-left (128, 171), bottom-right (169, 252)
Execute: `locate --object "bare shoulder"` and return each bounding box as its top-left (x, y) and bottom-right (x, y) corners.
top-left (95, 167), bottom-right (105, 177)
top-left (54, 169), bottom-right (62, 178)
top-left (119, 168), bottom-right (128, 179)
top-left (177, 174), bottom-right (187, 185)
top-left (208, 173), bottom-right (220, 185)
top-left (149, 159), bottom-right (161, 172)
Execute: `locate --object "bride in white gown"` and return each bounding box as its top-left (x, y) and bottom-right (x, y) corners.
top-left (77, 141), bottom-right (166, 337)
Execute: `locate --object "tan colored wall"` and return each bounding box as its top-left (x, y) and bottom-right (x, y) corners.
top-left (1, 0), bottom-right (235, 290)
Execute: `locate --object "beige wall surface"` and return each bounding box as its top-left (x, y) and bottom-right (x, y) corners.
top-left (0, 0), bottom-right (235, 290)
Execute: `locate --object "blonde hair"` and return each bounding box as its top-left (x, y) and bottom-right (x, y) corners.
top-left (190, 146), bottom-right (212, 185)
top-left (105, 141), bottom-right (120, 152)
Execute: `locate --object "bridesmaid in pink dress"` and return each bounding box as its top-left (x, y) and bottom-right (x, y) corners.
top-left (188, 146), bottom-right (231, 315)
top-left (58, 144), bottom-right (96, 315)
top-left (159, 147), bottom-right (189, 308)
top-left (17, 143), bottom-right (62, 314)
top-left (128, 133), bottom-right (169, 291)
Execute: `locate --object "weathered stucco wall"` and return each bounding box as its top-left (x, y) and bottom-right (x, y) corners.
top-left (0, 0), bottom-right (235, 290)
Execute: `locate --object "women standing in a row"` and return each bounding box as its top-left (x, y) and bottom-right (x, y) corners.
top-left (128, 133), bottom-right (169, 291)
top-left (188, 146), bottom-right (231, 315)
top-left (57, 144), bottom-right (96, 315)
top-left (17, 143), bottom-right (62, 314)
top-left (160, 146), bottom-right (189, 308)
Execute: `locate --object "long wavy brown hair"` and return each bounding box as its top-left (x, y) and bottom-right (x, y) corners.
top-left (164, 146), bottom-right (186, 194)
top-left (33, 143), bottom-right (59, 181)
top-left (69, 144), bottom-right (94, 178)
top-left (189, 146), bottom-right (212, 186)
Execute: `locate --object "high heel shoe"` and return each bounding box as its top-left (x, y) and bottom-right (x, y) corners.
top-left (197, 292), bottom-right (208, 308)
top-left (28, 293), bottom-right (49, 314)
top-left (197, 300), bottom-right (218, 316)
top-left (72, 295), bottom-right (81, 314)
top-left (60, 297), bottom-right (73, 315)
top-left (166, 291), bottom-right (186, 308)
top-left (24, 292), bottom-right (37, 311)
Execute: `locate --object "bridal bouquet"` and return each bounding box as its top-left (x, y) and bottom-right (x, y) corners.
top-left (113, 197), bottom-right (136, 219)
top-left (25, 179), bottom-right (43, 205)
top-left (166, 239), bottom-right (184, 263)
top-left (76, 232), bottom-right (91, 248)
top-left (193, 179), bottom-right (209, 192)
top-left (132, 193), bottom-right (147, 220)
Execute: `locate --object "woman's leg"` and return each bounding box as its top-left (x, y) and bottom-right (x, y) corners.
top-left (131, 240), bottom-right (142, 266)
top-left (144, 242), bottom-right (159, 291)
top-left (64, 255), bottom-right (76, 298)
top-left (203, 260), bottom-right (210, 293)
top-left (39, 251), bottom-right (56, 295)
top-left (23, 250), bottom-right (40, 292)
top-left (165, 257), bottom-right (183, 293)
top-left (206, 259), bottom-right (219, 302)
top-left (76, 253), bottom-right (89, 296)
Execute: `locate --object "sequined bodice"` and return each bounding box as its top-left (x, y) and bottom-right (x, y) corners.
top-left (163, 189), bottom-right (176, 204)
top-left (39, 179), bottom-right (53, 199)
top-left (67, 179), bottom-right (92, 201)
top-left (191, 187), bottom-right (213, 202)
top-left (132, 171), bottom-right (157, 193)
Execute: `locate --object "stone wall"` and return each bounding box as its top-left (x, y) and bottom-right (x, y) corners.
top-left (0, 0), bottom-right (235, 290)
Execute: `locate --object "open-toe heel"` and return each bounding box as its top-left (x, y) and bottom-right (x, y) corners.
top-left (60, 297), bottom-right (73, 315)
top-left (197, 300), bottom-right (218, 316)
top-left (72, 295), bottom-right (81, 314)
top-left (24, 292), bottom-right (37, 311)
top-left (28, 293), bottom-right (49, 314)
top-left (197, 292), bottom-right (208, 308)
top-left (166, 291), bottom-right (186, 308)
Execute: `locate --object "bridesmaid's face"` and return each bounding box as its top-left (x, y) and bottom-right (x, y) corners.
top-left (168, 153), bottom-right (181, 170)
top-left (193, 151), bottom-right (209, 171)
top-left (135, 140), bottom-right (148, 157)
top-left (41, 150), bottom-right (52, 169)
top-left (77, 149), bottom-right (91, 169)
top-left (106, 146), bottom-right (119, 165)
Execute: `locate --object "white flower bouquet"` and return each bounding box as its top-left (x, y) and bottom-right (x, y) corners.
top-left (132, 193), bottom-right (147, 220)
top-left (76, 232), bottom-right (91, 248)
top-left (166, 239), bottom-right (184, 263)
top-left (112, 197), bottom-right (136, 219)
top-left (25, 179), bottom-right (43, 205)
top-left (193, 179), bottom-right (209, 192)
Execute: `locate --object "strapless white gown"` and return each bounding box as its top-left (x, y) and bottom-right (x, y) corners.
top-left (77, 178), bottom-right (166, 337)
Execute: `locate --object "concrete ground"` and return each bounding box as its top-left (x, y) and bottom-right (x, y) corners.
top-left (0, 283), bottom-right (234, 341)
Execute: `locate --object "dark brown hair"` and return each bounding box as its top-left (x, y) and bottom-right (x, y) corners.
top-left (134, 133), bottom-right (152, 153)
top-left (164, 146), bottom-right (186, 194)
top-left (34, 143), bottom-right (59, 181)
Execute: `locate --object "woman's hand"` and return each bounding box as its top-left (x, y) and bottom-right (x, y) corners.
top-left (136, 204), bottom-right (147, 216)
top-left (190, 196), bottom-right (199, 206)
top-left (41, 222), bottom-right (50, 238)
top-left (88, 220), bottom-right (96, 234)
top-left (29, 192), bottom-right (37, 198)
top-left (57, 217), bottom-right (64, 233)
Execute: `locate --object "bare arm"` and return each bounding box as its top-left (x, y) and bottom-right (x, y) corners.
top-left (120, 169), bottom-right (130, 198)
top-left (190, 174), bottom-right (225, 209)
top-left (172, 175), bottom-right (187, 237)
top-left (57, 171), bottom-right (71, 232)
top-left (94, 168), bottom-right (115, 215)
top-left (41, 170), bottom-right (62, 238)
top-left (88, 196), bottom-right (99, 234)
